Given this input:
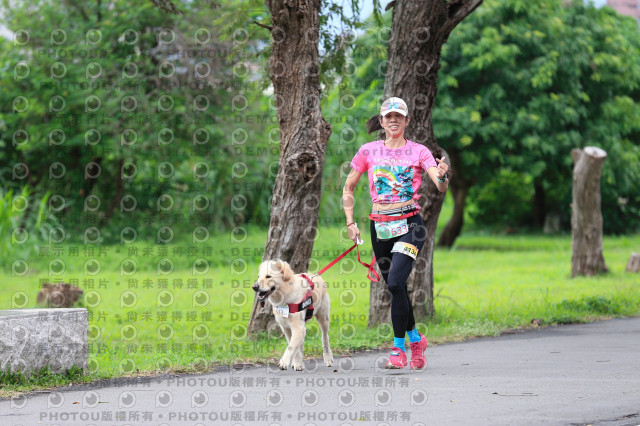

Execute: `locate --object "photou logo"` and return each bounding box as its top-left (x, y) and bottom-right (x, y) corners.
top-left (375, 389), bottom-right (392, 407)
top-left (84, 290), bottom-right (101, 307)
top-left (339, 323), bottom-right (356, 340)
top-left (120, 325), bottom-right (137, 341)
top-left (192, 225), bottom-right (210, 243)
top-left (11, 291), bottom-right (28, 308)
top-left (156, 357), bottom-right (172, 370)
top-left (157, 290), bottom-right (174, 308)
top-left (155, 391), bottom-right (173, 408)
top-left (156, 258), bottom-right (174, 276)
top-left (192, 290), bottom-right (209, 307)
top-left (88, 325), bottom-right (102, 341)
top-left (119, 391), bottom-right (135, 408)
top-left (119, 358), bottom-right (136, 374)
top-left (338, 389), bottom-right (356, 407)
top-left (339, 289), bottom-right (356, 307)
top-left (303, 358), bottom-right (319, 373)
top-left (301, 389), bottom-right (319, 407)
top-left (230, 324), bottom-right (247, 341)
top-left (230, 290), bottom-right (247, 308)
top-left (87, 357), bottom-right (100, 374)
top-left (47, 392), bottom-right (64, 408)
top-left (374, 355), bottom-right (390, 374)
top-left (157, 323), bottom-right (174, 340)
top-left (411, 389), bottom-right (428, 406)
top-left (120, 290), bottom-right (137, 308)
top-left (193, 258), bottom-right (209, 275)
top-left (191, 391), bottom-right (208, 408)
top-left (10, 395), bottom-right (27, 409)
top-left (338, 357), bottom-right (356, 373)
top-left (265, 390), bottom-right (283, 407)
top-left (229, 390), bottom-right (246, 408)
top-left (192, 323), bottom-right (209, 341)
top-left (83, 391), bottom-right (100, 408)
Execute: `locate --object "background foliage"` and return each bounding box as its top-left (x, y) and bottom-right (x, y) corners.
top-left (433, 0), bottom-right (640, 234)
top-left (0, 0), bottom-right (639, 272)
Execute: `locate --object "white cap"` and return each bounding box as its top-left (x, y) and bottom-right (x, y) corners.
top-left (380, 97), bottom-right (408, 116)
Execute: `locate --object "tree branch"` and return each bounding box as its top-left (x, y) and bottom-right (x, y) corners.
top-left (447, 0), bottom-right (483, 30)
top-left (385, 0), bottom-right (396, 11)
top-left (433, 0), bottom-right (482, 45)
top-left (253, 20), bottom-right (273, 31)
top-left (148, 0), bottom-right (185, 15)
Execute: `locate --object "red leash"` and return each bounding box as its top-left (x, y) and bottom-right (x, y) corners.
top-left (317, 243), bottom-right (380, 282)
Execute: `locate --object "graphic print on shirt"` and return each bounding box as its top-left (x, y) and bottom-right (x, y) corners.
top-left (372, 165), bottom-right (414, 202)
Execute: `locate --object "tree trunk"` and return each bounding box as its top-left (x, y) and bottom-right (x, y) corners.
top-left (368, 263), bottom-right (391, 326)
top-left (247, 0), bottom-right (332, 337)
top-left (368, 0), bottom-right (482, 324)
top-left (99, 158), bottom-right (124, 228)
top-left (438, 184), bottom-right (468, 247)
top-left (571, 147), bottom-right (609, 277)
top-left (626, 253), bottom-right (640, 273)
top-left (438, 148), bottom-right (470, 247)
top-left (83, 156), bottom-right (103, 198)
top-left (532, 181), bottom-right (546, 229)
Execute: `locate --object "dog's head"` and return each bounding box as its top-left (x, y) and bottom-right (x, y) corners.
top-left (253, 259), bottom-right (294, 306)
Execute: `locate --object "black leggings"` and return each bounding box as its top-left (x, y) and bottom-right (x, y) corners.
top-left (370, 213), bottom-right (427, 339)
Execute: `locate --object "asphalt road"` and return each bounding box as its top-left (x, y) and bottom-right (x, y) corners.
top-left (1, 317), bottom-right (640, 426)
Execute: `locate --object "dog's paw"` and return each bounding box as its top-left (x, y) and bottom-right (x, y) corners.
top-left (324, 354), bottom-right (334, 367)
top-left (278, 359), bottom-right (289, 370)
top-left (292, 361), bottom-right (304, 371)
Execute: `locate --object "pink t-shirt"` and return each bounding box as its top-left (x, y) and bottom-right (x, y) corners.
top-left (350, 140), bottom-right (438, 204)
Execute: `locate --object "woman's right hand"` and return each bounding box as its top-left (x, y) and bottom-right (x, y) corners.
top-left (347, 223), bottom-right (361, 244)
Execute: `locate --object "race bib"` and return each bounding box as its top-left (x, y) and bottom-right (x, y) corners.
top-left (391, 241), bottom-right (419, 260)
top-left (273, 305), bottom-right (289, 317)
top-left (375, 217), bottom-right (409, 240)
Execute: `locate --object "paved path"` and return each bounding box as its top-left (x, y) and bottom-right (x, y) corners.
top-left (1, 318), bottom-right (640, 426)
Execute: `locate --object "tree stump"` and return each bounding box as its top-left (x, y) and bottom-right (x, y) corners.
top-left (37, 283), bottom-right (83, 308)
top-left (626, 253), bottom-right (640, 273)
top-left (571, 147), bottom-right (609, 277)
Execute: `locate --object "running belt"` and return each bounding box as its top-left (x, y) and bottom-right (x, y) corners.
top-left (369, 205), bottom-right (420, 222)
top-left (370, 205), bottom-right (420, 215)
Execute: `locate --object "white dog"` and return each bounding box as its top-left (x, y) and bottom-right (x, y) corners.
top-left (253, 259), bottom-right (333, 371)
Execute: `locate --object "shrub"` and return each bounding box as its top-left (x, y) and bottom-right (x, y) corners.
top-left (469, 170), bottom-right (534, 230)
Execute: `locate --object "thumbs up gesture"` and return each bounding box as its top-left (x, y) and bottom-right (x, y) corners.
top-left (435, 157), bottom-right (449, 179)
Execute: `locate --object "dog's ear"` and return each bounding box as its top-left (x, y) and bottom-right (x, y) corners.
top-left (275, 259), bottom-right (294, 283)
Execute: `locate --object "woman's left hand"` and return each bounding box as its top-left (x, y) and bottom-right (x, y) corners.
top-left (435, 156), bottom-right (449, 179)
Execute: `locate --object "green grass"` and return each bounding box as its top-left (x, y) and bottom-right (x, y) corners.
top-left (0, 365), bottom-right (85, 388)
top-left (1, 200), bottom-right (639, 396)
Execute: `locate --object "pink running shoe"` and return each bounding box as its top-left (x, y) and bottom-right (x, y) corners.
top-left (410, 333), bottom-right (428, 369)
top-left (384, 348), bottom-right (407, 369)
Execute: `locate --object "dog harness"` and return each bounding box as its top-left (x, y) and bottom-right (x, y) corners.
top-left (289, 274), bottom-right (315, 322)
